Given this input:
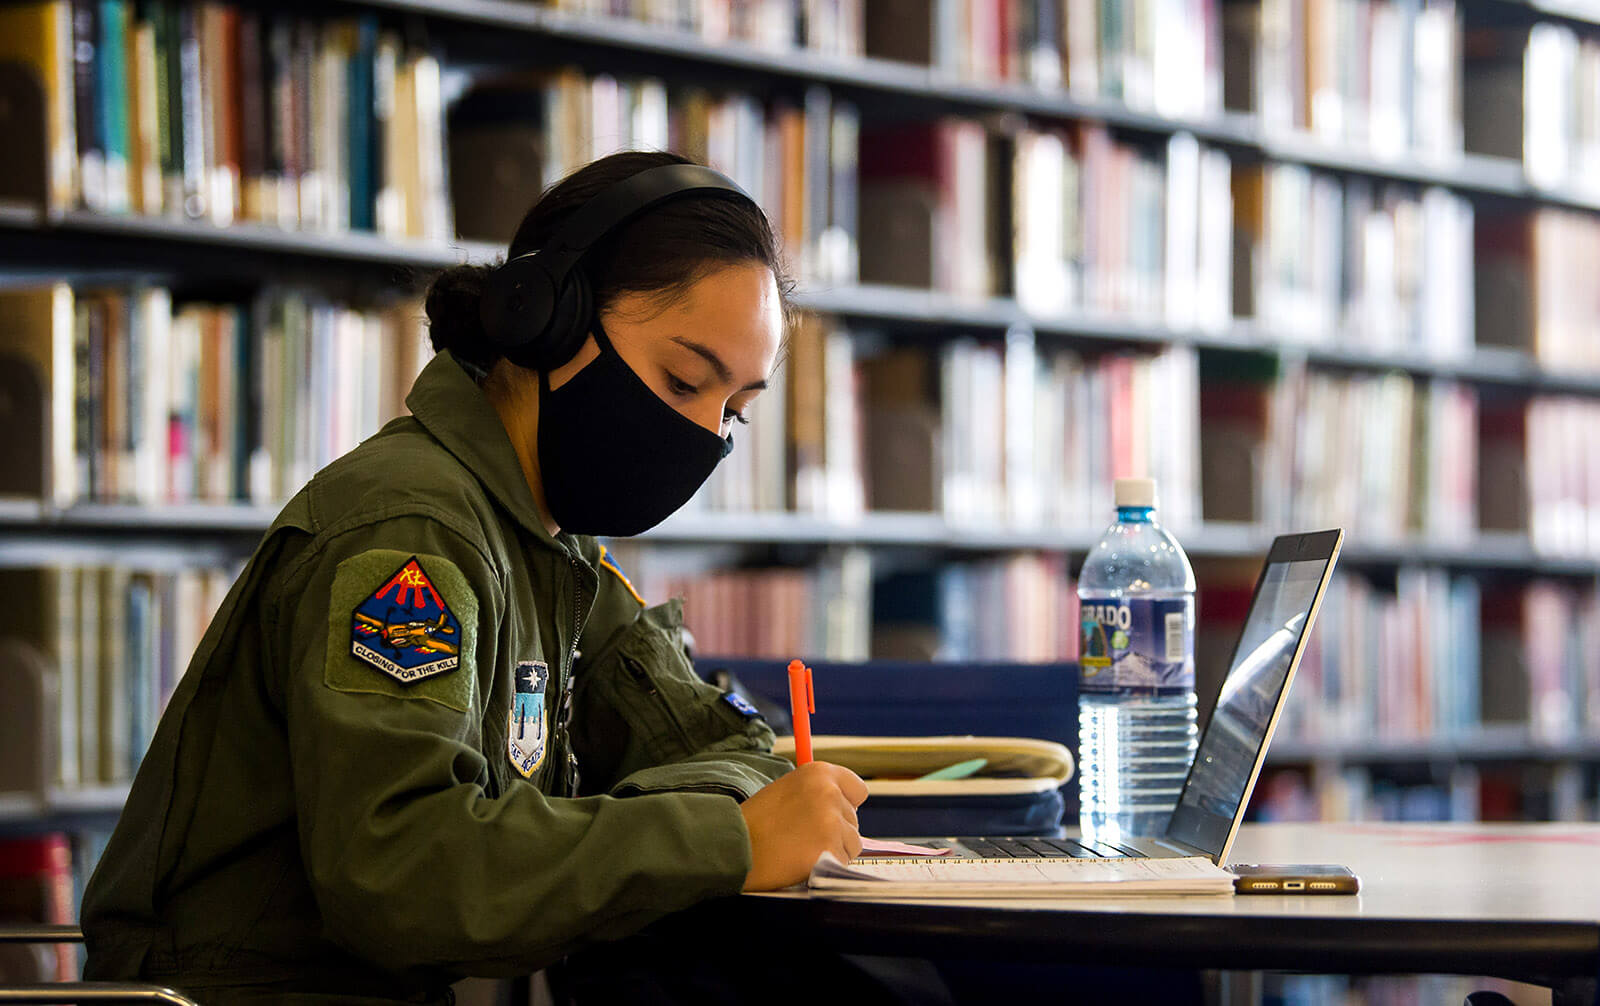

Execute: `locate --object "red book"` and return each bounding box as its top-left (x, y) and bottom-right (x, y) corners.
top-left (0, 834), bottom-right (75, 982)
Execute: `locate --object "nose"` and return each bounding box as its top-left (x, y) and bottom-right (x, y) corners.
top-left (682, 397), bottom-right (726, 437)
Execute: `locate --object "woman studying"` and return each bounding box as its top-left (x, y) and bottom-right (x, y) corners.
top-left (78, 151), bottom-right (873, 1004)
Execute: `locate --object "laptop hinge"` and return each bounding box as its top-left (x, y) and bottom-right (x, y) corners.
top-left (1153, 837), bottom-right (1215, 860)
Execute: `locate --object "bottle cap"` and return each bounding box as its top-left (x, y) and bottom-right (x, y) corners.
top-left (1114, 477), bottom-right (1157, 509)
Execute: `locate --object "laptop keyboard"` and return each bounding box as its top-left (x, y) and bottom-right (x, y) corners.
top-left (961, 836), bottom-right (1145, 859)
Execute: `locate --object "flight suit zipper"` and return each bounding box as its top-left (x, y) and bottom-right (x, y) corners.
top-left (560, 551), bottom-right (589, 797)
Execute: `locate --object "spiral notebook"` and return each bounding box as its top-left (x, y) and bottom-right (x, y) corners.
top-left (809, 851), bottom-right (1236, 897)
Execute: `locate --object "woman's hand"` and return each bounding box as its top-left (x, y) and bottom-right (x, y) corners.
top-left (739, 761), bottom-right (869, 891)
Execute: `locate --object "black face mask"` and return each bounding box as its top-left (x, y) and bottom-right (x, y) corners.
top-left (536, 322), bottom-right (733, 537)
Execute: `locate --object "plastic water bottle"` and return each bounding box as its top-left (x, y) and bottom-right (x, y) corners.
top-left (1077, 477), bottom-right (1198, 840)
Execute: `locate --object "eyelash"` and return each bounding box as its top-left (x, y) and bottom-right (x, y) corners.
top-left (666, 373), bottom-right (750, 426)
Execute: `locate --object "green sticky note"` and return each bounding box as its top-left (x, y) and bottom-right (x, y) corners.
top-left (916, 758), bottom-right (988, 782)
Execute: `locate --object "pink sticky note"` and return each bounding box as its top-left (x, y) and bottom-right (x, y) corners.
top-left (858, 838), bottom-right (952, 856)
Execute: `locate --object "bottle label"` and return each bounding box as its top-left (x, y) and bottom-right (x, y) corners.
top-left (1078, 596), bottom-right (1194, 696)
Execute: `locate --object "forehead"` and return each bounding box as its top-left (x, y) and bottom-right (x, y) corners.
top-left (659, 262), bottom-right (784, 369)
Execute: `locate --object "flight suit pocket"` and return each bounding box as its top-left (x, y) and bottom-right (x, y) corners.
top-left (607, 602), bottom-right (742, 762)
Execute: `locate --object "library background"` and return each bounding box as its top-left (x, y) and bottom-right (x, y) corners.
top-left (0, 0), bottom-right (1597, 1001)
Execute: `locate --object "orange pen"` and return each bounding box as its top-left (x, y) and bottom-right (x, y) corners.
top-left (787, 659), bottom-right (814, 765)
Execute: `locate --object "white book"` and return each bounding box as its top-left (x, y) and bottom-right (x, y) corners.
top-left (411, 54), bottom-right (452, 242)
top-left (1196, 148), bottom-right (1234, 333)
top-left (54, 566), bottom-right (80, 788)
top-left (939, 341), bottom-right (971, 522)
top-left (1014, 131), bottom-right (1072, 317)
top-left (1002, 326), bottom-right (1040, 527)
top-left (374, 34), bottom-right (403, 238)
top-left (972, 343), bottom-right (1005, 522)
top-left (822, 328), bottom-right (864, 521)
top-left (77, 567), bottom-right (101, 785)
top-left (755, 365), bottom-right (788, 512)
top-left (101, 566), bottom-right (131, 783)
top-left (135, 287), bottom-right (171, 506)
top-left (1368, 2), bottom-right (1406, 159)
top-left (1411, 3), bottom-right (1462, 163)
top-left (1163, 132), bottom-right (1200, 331)
top-left (1524, 24), bottom-right (1576, 191)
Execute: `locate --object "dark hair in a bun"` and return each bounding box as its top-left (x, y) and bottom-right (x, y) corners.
top-left (424, 150), bottom-right (793, 373)
top-left (422, 262), bottom-right (496, 368)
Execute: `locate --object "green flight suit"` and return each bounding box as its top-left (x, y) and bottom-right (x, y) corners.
top-left (79, 350), bottom-right (791, 1004)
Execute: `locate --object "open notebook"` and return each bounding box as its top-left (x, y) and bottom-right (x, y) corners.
top-left (809, 852), bottom-right (1236, 897)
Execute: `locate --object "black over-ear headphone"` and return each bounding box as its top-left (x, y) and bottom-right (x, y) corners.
top-left (478, 163), bottom-right (758, 372)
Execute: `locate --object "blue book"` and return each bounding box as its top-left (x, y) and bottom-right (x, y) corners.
top-left (97, 0), bottom-right (130, 212)
top-left (346, 17), bottom-right (377, 231)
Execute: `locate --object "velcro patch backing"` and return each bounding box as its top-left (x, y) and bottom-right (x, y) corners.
top-left (325, 549), bottom-right (478, 711)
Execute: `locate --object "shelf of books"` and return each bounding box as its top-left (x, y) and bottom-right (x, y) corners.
top-left (3, 0), bottom-right (1600, 926)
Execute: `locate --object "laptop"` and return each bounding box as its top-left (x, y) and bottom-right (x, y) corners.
top-left (899, 528), bottom-right (1344, 868)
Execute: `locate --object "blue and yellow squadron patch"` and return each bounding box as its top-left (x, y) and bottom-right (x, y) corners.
top-left (350, 556), bottom-right (462, 684)
top-left (508, 660), bottom-right (549, 778)
top-left (598, 544), bottom-right (646, 607)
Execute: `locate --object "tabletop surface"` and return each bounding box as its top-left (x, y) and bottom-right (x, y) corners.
top-left (726, 821), bottom-right (1600, 986)
top-left (757, 822), bottom-right (1600, 923)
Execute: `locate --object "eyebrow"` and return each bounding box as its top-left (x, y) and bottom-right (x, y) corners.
top-left (670, 336), bottom-right (769, 392)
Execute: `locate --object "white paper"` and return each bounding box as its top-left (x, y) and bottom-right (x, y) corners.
top-left (810, 853), bottom-right (1236, 898)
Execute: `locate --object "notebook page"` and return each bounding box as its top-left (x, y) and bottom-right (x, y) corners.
top-left (809, 853), bottom-right (1235, 897)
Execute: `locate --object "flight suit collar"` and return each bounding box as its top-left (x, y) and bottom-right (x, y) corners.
top-left (406, 350), bottom-right (570, 554)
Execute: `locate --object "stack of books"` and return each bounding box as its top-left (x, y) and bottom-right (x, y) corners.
top-left (0, 283), bottom-right (429, 508)
top-left (0, 835), bottom-right (80, 980)
top-left (1464, 23), bottom-right (1600, 196)
top-left (1275, 568), bottom-right (1484, 742)
top-left (860, 120), bottom-right (1234, 325)
top-left (451, 68), bottom-right (859, 286)
top-left (1265, 571), bottom-right (1600, 746)
top-left (865, 0), bottom-right (1224, 121)
top-left (1220, 367), bottom-right (1479, 542)
top-left (858, 119), bottom-right (1003, 300)
top-left (542, 0), bottom-right (865, 57)
top-left (1233, 164), bottom-right (1475, 355)
top-left (1257, 758), bottom-right (1595, 823)
top-left (1481, 395), bottom-right (1600, 557)
top-left (1484, 579), bottom-right (1600, 740)
top-left (0, 2), bottom-right (451, 238)
top-left (2, 562), bottom-right (235, 789)
top-left (937, 337), bottom-right (1201, 530)
top-left (605, 544), bottom-right (875, 660)
top-left (1012, 128), bottom-right (1233, 328)
top-left (1477, 209), bottom-right (1600, 375)
top-left (873, 554), bottom-right (1079, 661)
top-left (1232, 0), bottom-right (1463, 162)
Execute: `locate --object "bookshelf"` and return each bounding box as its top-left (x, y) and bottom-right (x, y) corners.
top-left (7, 200), bottom-right (1600, 396)
top-left (3, 503), bottom-right (1599, 578)
top-left (0, 0), bottom-right (1597, 850)
top-left (0, 786), bottom-right (128, 831)
top-left (1268, 724), bottom-right (1600, 764)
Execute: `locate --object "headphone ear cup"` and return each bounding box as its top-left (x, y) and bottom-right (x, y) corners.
top-left (526, 267), bottom-right (592, 372)
top-left (480, 255), bottom-right (561, 359)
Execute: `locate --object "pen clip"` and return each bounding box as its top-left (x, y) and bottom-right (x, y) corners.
top-left (805, 666), bottom-right (815, 714)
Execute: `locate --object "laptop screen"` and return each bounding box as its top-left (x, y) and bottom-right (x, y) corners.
top-left (1164, 534), bottom-right (1340, 862)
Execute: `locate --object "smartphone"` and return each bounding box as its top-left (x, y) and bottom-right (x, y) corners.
top-left (1231, 864), bottom-right (1360, 894)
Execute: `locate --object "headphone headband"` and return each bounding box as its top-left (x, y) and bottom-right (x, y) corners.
top-left (479, 163), bottom-right (758, 370)
top-left (515, 163), bottom-right (753, 275)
